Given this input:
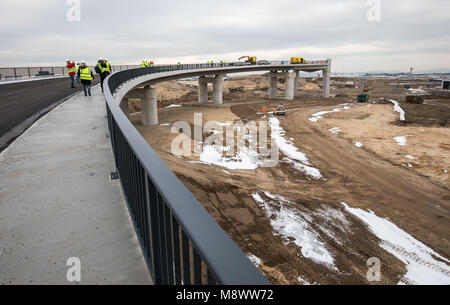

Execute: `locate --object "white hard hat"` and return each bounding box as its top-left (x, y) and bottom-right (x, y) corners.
top-left (80, 60), bottom-right (86, 64)
top-left (98, 57), bottom-right (104, 61)
top-left (66, 58), bottom-right (70, 61)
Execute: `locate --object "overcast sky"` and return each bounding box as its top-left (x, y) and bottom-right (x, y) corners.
top-left (0, 0), bottom-right (449, 72)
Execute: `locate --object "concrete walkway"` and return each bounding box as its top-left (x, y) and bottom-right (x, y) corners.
top-left (0, 86), bottom-right (153, 284)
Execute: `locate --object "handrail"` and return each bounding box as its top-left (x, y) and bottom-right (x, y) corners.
top-left (104, 61), bottom-right (328, 285)
top-left (104, 64), bottom-right (272, 285)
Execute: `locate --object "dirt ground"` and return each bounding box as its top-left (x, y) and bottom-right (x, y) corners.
top-left (128, 75), bottom-right (450, 285)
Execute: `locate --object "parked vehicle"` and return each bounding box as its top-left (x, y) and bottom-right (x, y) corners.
top-left (273, 105), bottom-right (286, 116)
top-left (257, 60), bottom-right (270, 65)
top-left (290, 57), bottom-right (306, 64)
top-left (239, 56), bottom-right (257, 65)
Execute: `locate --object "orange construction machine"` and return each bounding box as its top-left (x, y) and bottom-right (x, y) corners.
top-left (239, 56), bottom-right (257, 65)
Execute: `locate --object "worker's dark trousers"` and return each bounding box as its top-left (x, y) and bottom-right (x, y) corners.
top-left (100, 72), bottom-right (110, 92)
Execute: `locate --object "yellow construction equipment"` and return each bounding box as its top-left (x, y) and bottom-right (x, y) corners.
top-left (239, 56), bottom-right (257, 65)
top-left (290, 57), bottom-right (306, 64)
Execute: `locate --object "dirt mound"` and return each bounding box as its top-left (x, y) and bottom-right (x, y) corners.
top-left (301, 83), bottom-right (320, 90)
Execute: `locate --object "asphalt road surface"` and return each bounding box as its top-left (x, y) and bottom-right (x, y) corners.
top-left (0, 77), bottom-right (100, 151)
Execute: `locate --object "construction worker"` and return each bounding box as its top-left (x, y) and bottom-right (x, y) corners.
top-left (207, 60), bottom-right (210, 66)
top-left (96, 57), bottom-right (111, 93)
top-left (177, 62), bottom-right (181, 68)
top-left (140, 60), bottom-right (147, 68)
top-left (75, 62), bottom-right (80, 84)
top-left (66, 59), bottom-right (76, 88)
top-left (78, 60), bottom-right (94, 96)
top-left (220, 60), bottom-right (223, 66)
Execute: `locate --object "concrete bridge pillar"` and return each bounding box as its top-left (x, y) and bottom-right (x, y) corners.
top-left (323, 58), bottom-right (332, 98)
top-left (198, 76), bottom-right (208, 104)
top-left (142, 86), bottom-right (158, 126)
top-left (294, 71), bottom-right (300, 96)
top-left (285, 72), bottom-right (296, 100)
top-left (213, 75), bottom-right (223, 104)
top-left (269, 74), bottom-right (278, 99)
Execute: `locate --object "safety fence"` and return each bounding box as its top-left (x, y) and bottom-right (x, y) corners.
top-left (0, 60), bottom-right (327, 80)
top-left (0, 65), bottom-right (140, 80)
top-left (104, 64), bottom-right (273, 285)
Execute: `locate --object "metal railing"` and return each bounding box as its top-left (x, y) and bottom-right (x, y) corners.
top-left (104, 64), bottom-right (272, 285)
top-left (0, 65), bottom-right (140, 80)
top-left (0, 60), bottom-right (327, 80)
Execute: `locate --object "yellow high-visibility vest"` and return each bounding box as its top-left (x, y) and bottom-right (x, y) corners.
top-left (68, 65), bottom-right (75, 74)
top-left (97, 62), bottom-right (111, 73)
top-left (80, 67), bottom-right (93, 80)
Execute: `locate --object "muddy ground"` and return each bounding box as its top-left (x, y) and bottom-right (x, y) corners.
top-left (128, 75), bottom-right (450, 285)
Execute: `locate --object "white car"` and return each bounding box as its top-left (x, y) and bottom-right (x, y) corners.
top-left (273, 105), bottom-right (286, 116)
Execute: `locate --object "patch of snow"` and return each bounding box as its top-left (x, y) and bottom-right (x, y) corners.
top-left (329, 127), bottom-right (341, 134)
top-left (165, 104), bottom-right (182, 108)
top-left (199, 145), bottom-right (260, 170)
top-left (394, 136), bottom-right (410, 146)
top-left (297, 276), bottom-right (312, 285)
top-left (405, 155), bottom-right (416, 160)
top-left (408, 88), bottom-right (426, 94)
top-left (252, 192), bottom-right (338, 270)
top-left (341, 202), bottom-right (450, 285)
top-left (387, 99), bottom-right (406, 121)
top-left (309, 108), bottom-right (342, 122)
top-left (269, 117), bottom-right (322, 179)
top-left (355, 142), bottom-right (363, 148)
top-left (247, 254), bottom-right (262, 267)
top-left (160, 123), bottom-right (171, 126)
top-left (222, 170), bottom-right (232, 175)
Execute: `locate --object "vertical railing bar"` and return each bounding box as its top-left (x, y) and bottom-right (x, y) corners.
top-left (141, 168), bottom-right (150, 257)
top-left (148, 179), bottom-right (163, 284)
top-left (137, 163), bottom-right (144, 243)
top-left (156, 193), bottom-right (168, 284)
top-left (181, 230), bottom-right (191, 285)
top-left (171, 216), bottom-right (182, 285)
top-left (144, 175), bottom-right (155, 274)
top-left (137, 164), bottom-right (146, 251)
top-left (193, 248), bottom-right (202, 284)
top-left (163, 204), bottom-right (174, 284)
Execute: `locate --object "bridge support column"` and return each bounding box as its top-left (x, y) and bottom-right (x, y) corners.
top-left (323, 58), bottom-right (332, 98)
top-left (142, 86), bottom-right (158, 126)
top-left (213, 75), bottom-right (223, 104)
top-left (198, 76), bottom-right (208, 104)
top-left (269, 74), bottom-right (278, 99)
top-left (294, 71), bottom-right (300, 96)
top-left (285, 72), bottom-right (296, 100)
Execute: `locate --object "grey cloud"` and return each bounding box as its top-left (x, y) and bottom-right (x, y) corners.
top-left (0, 0), bottom-right (449, 72)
